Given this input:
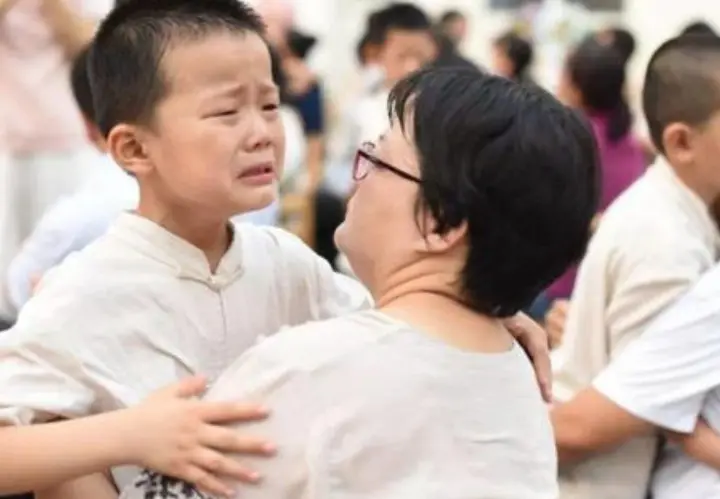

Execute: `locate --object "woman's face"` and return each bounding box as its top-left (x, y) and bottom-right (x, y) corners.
top-left (334, 117), bottom-right (424, 289)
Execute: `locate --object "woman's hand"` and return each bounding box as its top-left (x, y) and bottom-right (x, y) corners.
top-left (503, 313), bottom-right (553, 403)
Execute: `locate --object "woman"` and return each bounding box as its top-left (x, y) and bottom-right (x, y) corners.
top-left (123, 66), bottom-right (599, 499)
top-left (535, 38), bottom-right (646, 331)
top-left (491, 31), bottom-right (535, 84)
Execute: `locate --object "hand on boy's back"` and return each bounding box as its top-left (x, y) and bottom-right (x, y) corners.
top-left (123, 376), bottom-right (276, 498)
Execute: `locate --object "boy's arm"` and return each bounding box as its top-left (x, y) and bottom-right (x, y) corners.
top-left (554, 268), bottom-right (720, 464)
top-left (36, 473), bottom-right (117, 499)
top-left (0, 378), bottom-right (273, 497)
top-left (668, 419), bottom-right (720, 470)
top-left (0, 290), bottom-right (273, 497)
top-left (0, 411), bottom-right (135, 495)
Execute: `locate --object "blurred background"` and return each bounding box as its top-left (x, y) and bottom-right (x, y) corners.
top-left (0, 0), bottom-right (718, 325)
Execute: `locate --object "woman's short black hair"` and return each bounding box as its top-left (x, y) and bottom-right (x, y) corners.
top-left (388, 67), bottom-right (599, 317)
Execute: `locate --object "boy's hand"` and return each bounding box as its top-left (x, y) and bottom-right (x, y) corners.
top-left (123, 376), bottom-right (275, 497)
top-left (503, 313), bottom-right (552, 403)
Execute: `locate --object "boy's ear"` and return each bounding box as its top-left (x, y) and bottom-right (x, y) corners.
top-left (107, 124), bottom-right (154, 176)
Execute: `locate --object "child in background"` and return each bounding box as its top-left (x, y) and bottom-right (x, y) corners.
top-left (5, 46), bottom-right (138, 312)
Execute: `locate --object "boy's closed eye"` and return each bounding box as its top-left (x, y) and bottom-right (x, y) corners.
top-left (214, 109), bottom-right (239, 117)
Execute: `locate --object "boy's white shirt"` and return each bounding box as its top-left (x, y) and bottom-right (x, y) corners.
top-left (0, 212), bottom-right (371, 488)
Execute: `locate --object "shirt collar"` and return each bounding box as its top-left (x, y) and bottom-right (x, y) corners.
top-left (654, 156), bottom-right (720, 253)
top-left (109, 212), bottom-right (244, 286)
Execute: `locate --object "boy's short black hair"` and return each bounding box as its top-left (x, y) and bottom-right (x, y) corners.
top-left (643, 34), bottom-right (720, 153)
top-left (89, 0), bottom-right (265, 137)
top-left (367, 3), bottom-right (431, 46)
top-left (70, 45), bottom-right (94, 122)
top-left (388, 68), bottom-right (599, 317)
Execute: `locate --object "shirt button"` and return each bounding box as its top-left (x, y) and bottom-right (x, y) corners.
top-left (208, 276), bottom-right (222, 290)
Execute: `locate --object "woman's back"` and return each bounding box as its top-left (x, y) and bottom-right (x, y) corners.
top-left (201, 310), bottom-right (557, 499)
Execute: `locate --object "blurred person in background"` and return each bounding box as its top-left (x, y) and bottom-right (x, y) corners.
top-left (322, 3), bottom-right (437, 270)
top-left (433, 10), bottom-right (478, 72)
top-left (437, 9), bottom-right (467, 49)
top-left (5, 46), bottom-right (137, 313)
top-left (253, 0), bottom-right (293, 49)
top-left (236, 44), bottom-right (307, 229)
top-left (550, 34), bottom-right (720, 499)
top-left (281, 28), bottom-right (324, 190)
top-left (596, 27), bottom-right (636, 65)
top-left (355, 12), bottom-right (385, 97)
top-left (491, 31), bottom-right (535, 84)
top-left (537, 38), bottom-right (645, 343)
top-left (0, 0), bottom-right (113, 324)
top-left (681, 20), bottom-right (718, 38)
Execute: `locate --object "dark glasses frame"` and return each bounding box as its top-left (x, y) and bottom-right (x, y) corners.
top-left (353, 142), bottom-right (422, 184)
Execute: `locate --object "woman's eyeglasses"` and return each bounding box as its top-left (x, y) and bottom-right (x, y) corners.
top-left (352, 142), bottom-right (421, 184)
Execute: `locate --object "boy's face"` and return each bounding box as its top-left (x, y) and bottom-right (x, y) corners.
top-left (378, 29), bottom-right (437, 87)
top-left (664, 110), bottom-right (720, 202)
top-left (121, 32), bottom-right (284, 220)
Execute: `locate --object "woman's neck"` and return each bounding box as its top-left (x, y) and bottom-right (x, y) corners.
top-left (373, 269), bottom-right (512, 353)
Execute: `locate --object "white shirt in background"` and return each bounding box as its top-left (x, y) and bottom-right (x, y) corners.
top-left (0, 213), bottom-right (370, 488)
top-left (552, 157), bottom-right (720, 499)
top-left (122, 310), bottom-right (558, 499)
top-left (5, 153), bottom-right (138, 310)
top-left (595, 261), bottom-right (720, 499)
